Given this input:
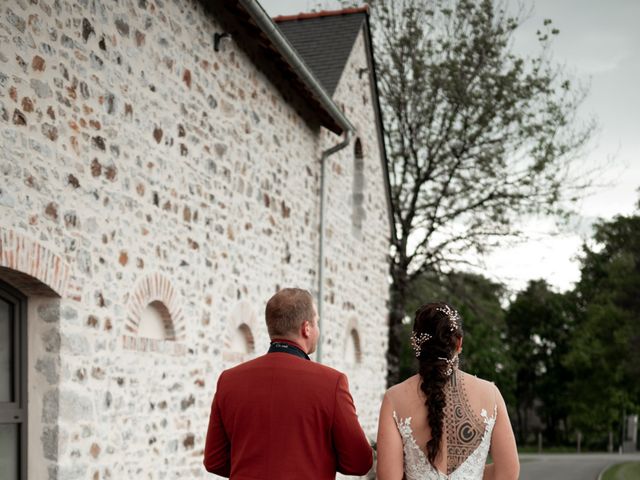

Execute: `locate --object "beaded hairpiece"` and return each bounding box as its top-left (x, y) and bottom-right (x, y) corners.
top-left (437, 354), bottom-right (459, 376)
top-left (410, 331), bottom-right (432, 357)
top-left (435, 304), bottom-right (461, 332)
top-left (435, 304), bottom-right (461, 374)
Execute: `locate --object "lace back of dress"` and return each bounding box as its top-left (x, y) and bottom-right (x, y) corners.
top-left (443, 371), bottom-right (490, 474)
top-left (392, 371), bottom-right (497, 480)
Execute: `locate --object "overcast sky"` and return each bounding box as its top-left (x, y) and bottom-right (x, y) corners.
top-left (260, 0), bottom-right (640, 293)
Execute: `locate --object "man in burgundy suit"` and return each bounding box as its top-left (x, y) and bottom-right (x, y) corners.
top-left (203, 288), bottom-right (373, 479)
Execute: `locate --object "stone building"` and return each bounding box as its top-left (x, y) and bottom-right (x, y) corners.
top-left (0, 1), bottom-right (392, 479)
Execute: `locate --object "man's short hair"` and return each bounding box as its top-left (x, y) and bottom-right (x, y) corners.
top-left (265, 288), bottom-right (316, 337)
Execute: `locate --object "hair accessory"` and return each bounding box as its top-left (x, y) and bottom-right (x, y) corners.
top-left (435, 304), bottom-right (461, 332)
top-left (410, 331), bottom-right (432, 357)
top-left (437, 354), bottom-right (459, 376)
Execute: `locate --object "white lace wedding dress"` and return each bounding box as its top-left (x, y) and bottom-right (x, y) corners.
top-left (392, 370), bottom-right (497, 480)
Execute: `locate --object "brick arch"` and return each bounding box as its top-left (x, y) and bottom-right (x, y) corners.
top-left (125, 272), bottom-right (186, 342)
top-left (0, 228), bottom-right (75, 298)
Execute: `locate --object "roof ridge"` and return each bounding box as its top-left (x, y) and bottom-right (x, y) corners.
top-left (273, 5), bottom-right (369, 23)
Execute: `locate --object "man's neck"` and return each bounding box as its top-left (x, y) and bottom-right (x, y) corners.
top-left (270, 337), bottom-right (308, 354)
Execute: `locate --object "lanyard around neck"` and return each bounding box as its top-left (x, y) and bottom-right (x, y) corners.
top-left (268, 341), bottom-right (310, 361)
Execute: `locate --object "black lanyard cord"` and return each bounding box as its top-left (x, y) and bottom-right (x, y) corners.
top-left (267, 341), bottom-right (310, 361)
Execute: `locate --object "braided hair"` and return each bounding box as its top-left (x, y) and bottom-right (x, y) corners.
top-left (411, 302), bottom-right (463, 467)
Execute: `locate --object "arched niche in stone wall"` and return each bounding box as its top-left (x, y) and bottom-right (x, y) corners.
top-left (344, 317), bottom-right (363, 370)
top-left (123, 272), bottom-right (186, 355)
top-left (138, 300), bottom-right (174, 340)
top-left (222, 300), bottom-right (258, 366)
top-left (231, 323), bottom-right (256, 354)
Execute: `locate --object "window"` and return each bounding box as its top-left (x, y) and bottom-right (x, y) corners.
top-left (0, 280), bottom-right (27, 480)
top-left (352, 138), bottom-right (366, 233)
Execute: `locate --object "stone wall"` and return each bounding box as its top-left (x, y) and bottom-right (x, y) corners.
top-left (0, 1), bottom-right (390, 479)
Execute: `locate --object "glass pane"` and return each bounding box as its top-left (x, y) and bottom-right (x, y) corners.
top-left (0, 423), bottom-right (18, 480)
top-left (0, 298), bottom-right (13, 402)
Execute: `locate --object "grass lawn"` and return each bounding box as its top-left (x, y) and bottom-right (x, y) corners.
top-left (602, 462), bottom-right (640, 480)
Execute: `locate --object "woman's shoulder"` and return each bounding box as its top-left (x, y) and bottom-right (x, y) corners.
top-left (384, 374), bottom-right (421, 400)
top-left (458, 370), bottom-right (500, 405)
top-left (459, 370), bottom-right (496, 388)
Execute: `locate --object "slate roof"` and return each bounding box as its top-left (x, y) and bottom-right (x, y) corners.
top-left (274, 7), bottom-right (369, 96)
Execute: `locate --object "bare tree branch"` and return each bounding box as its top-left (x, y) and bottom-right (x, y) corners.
top-left (368, 0), bottom-right (598, 385)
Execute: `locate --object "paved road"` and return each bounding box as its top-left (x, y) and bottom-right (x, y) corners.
top-left (518, 453), bottom-right (640, 480)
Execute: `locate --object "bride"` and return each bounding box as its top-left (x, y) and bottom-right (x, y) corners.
top-left (376, 303), bottom-right (519, 480)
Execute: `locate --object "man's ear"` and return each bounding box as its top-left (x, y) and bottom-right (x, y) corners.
top-left (301, 320), bottom-right (310, 338)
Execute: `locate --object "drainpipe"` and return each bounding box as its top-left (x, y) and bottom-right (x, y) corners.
top-left (317, 130), bottom-right (352, 364)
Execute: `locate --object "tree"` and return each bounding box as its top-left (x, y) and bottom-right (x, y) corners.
top-left (505, 280), bottom-right (575, 445)
top-left (565, 206), bottom-right (640, 445)
top-left (366, 0), bottom-right (595, 385)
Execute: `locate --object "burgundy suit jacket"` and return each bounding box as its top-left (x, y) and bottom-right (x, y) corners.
top-left (203, 341), bottom-right (373, 479)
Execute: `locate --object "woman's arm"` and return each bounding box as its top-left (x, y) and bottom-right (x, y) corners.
top-left (483, 386), bottom-right (519, 480)
top-left (376, 391), bottom-right (405, 480)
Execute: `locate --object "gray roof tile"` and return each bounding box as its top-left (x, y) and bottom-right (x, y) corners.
top-left (276, 13), bottom-right (366, 96)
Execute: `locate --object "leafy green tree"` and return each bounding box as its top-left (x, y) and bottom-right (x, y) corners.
top-left (365, 0), bottom-right (595, 386)
top-left (505, 280), bottom-right (574, 445)
top-left (565, 206), bottom-right (640, 444)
